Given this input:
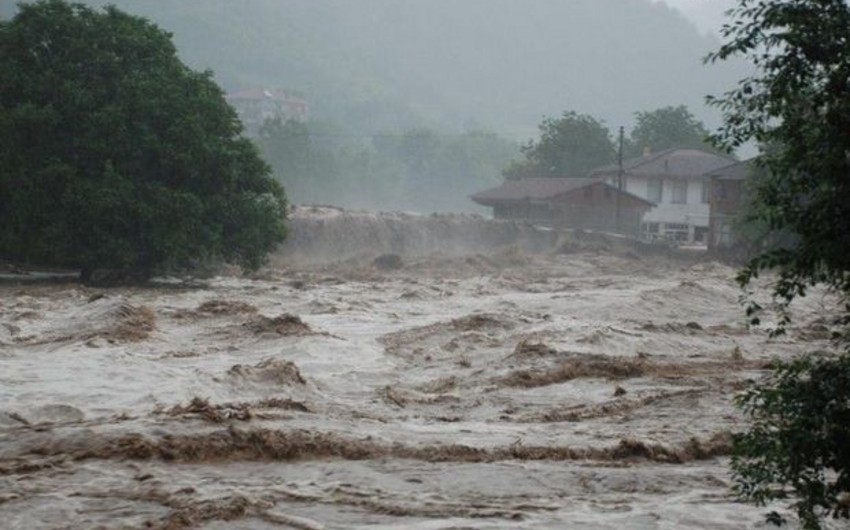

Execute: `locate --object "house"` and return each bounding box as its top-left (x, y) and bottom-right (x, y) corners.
top-left (590, 148), bottom-right (737, 244)
top-left (470, 177), bottom-right (654, 235)
top-left (226, 88), bottom-right (309, 136)
top-left (705, 160), bottom-right (752, 250)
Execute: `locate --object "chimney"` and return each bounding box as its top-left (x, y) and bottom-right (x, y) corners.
top-left (643, 146), bottom-right (651, 157)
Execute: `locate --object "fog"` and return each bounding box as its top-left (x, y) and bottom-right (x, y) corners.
top-left (1, 0), bottom-right (751, 212)
top-left (655, 0), bottom-right (736, 35)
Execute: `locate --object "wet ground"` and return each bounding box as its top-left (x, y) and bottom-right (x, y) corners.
top-left (0, 248), bottom-right (834, 529)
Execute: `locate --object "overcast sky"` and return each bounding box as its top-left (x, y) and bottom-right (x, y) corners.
top-left (656, 0), bottom-right (736, 35)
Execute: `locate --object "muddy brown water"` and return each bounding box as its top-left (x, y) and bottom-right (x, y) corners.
top-left (0, 247), bottom-right (834, 529)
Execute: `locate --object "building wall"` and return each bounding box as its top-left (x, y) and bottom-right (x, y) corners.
top-left (493, 202), bottom-right (553, 223)
top-left (622, 175), bottom-right (710, 227)
top-left (554, 183), bottom-right (651, 236)
top-left (603, 175), bottom-right (711, 243)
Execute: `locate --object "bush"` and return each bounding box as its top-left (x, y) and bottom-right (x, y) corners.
top-left (732, 354), bottom-right (850, 529)
top-left (708, 1), bottom-right (850, 526)
top-left (0, 0), bottom-right (287, 281)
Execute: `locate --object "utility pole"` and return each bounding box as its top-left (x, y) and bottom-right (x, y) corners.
top-left (615, 126), bottom-right (624, 232)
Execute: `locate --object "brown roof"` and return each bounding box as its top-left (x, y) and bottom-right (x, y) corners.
top-left (470, 177), bottom-right (655, 207)
top-left (470, 177), bottom-right (598, 206)
top-left (591, 148), bottom-right (736, 179)
top-left (704, 159), bottom-right (754, 180)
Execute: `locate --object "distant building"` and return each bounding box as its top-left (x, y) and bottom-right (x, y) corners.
top-left (705, 160), bottom-right (752, 250)
top-left (469, 177), bottom-right (654, 235)
top-left (590, 148), bottom-right (737, 245)
top-left (226, 88), bottom-right (308, 136)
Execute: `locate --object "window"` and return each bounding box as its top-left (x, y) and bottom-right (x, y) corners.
top-left (672, 180), bottom-right (687, 204)
top-left (663, 223), bottom-right (690, 242)
top-left (701, 180), bottom-right (710, 204)
top-left (647, 178), bottom-right (663, 203)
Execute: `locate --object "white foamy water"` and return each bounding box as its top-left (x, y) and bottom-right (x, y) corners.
top-left (0, 213), bottom-right (835, 529)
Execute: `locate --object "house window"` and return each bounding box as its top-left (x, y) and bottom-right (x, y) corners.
top-left (701, 180), bottom-right (710, 204)
top-left (664, 223), bottom-right (690, 242)
top-left (672, 181), bottom-right (687, 204)
top-left (647, 178), bottom-right (663, 203)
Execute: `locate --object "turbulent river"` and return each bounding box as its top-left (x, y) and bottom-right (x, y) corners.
top-left (0, 208), bottom-right (834, 529)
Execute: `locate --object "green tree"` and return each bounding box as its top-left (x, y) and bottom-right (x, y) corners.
top-left (0, 0), bottom-right (287, 282)
top-left (628, 105), bottom-right (715, 156)
top-left (257, 117), bottom-right (337, 204)
top-left (504, 111), bottom-right (615, 178)
top-left (707, 1), bottom-right (850, 527)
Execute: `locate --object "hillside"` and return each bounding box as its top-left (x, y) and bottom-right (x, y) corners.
top-left (2, 0), bottom-right (748, 138)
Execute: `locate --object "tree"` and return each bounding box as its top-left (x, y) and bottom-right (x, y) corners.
top-left (707, 1), bottom-right (850, 527)
top-left (628, 105), bottom-right (715, 156)
top-left (0, 0), bottom-right (287, 281)
top-left (504, 111), bottom-right (615, 178)
top-left (258, 117), bottom-right (337, 204)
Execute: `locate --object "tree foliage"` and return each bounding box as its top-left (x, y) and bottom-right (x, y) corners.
top-left (628, 105), bottom-right (714, 156)
top-left (707, 0), bottom-right (850, 527)
top-left (0, 0), bottom-right (287, 280)
top-left (733, 355), bottom-right (850, 529)
top-left (504, 111), bottom-right (615, 178)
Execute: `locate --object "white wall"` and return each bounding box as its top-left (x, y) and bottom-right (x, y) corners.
top-left (624, 176), bottom-right (710, 228)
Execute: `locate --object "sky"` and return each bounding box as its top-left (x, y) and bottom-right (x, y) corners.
top-left (656, 0), bottom-right (736, 35)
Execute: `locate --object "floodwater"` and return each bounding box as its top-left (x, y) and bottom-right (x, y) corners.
top-left (0, 212), bottom-right (834, 529)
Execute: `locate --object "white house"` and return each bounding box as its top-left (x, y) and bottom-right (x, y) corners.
top-left (590, 148), bottom-right (737, 244)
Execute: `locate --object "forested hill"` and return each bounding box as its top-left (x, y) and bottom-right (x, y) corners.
top-left (1, 0), bottom-right (745, 137)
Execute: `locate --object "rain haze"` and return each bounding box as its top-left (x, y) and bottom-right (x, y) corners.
top-left (655, 0), bottom-right (736, 35)
top-left (2, 1), bottom-right (833, 529)
top-left (0, 0), bottom-right (752, 212)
